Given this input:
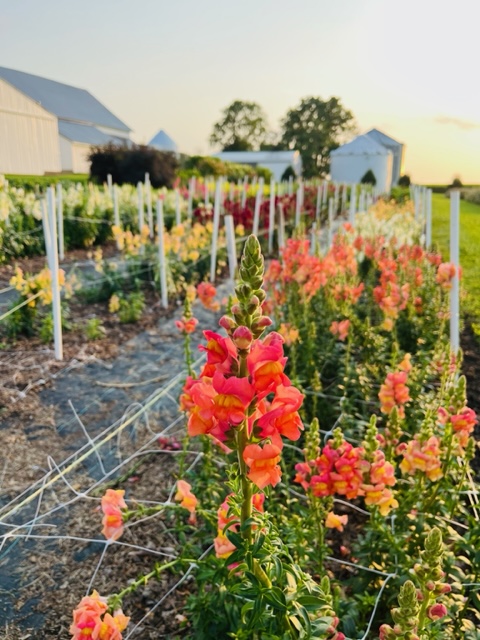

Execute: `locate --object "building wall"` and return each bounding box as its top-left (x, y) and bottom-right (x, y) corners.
top-left (59, 136), bottom-right (73, 171)
top-left (0, 78), bottom-right (61, 174)
top-left (330, 153), bottom-right (393, 193)
top-left (71, 142), bottom-right (92, 174)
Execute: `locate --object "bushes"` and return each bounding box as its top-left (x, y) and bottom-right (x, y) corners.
top-left (179, 155), bottom-right (272, 182)
top-left (360, 169), bottom-right (376, 185)
top-left (89, 144), bottom-right (178, 188)
top-left (4, 174), bottom-right (89, 192)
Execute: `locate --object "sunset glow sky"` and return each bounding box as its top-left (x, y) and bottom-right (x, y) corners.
top-left (2, 0), bottom-right (479, 183)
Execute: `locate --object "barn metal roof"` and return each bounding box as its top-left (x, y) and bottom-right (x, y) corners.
top-left (149, 129), bottom-right (178, 152)
top-left (58, 121), bottom-right (125, 145)
top-left (214, 150), bottom-right (299, 162)
top-left (365, 128), bottom-right (403, 149)
top-left (0, 66), bottom-right (131, 132)
top-left (330, 135), bottom-right (392, 157)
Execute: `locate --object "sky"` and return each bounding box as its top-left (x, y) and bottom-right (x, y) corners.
top-left (1, 0), bottom-right (480, 183)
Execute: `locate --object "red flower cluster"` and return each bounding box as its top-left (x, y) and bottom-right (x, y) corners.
top-left (71, 591), bottom-right (129, 640)
top-left (295, 438), bottom-right (398, 516)
top-left (181, 327), bottom-right (304, 489)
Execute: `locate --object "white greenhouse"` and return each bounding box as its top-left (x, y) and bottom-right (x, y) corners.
top-left (213, 150), bottom-right (302, 182)
top-left (330, 134), bottom-right (394, 193)
top-left (0, 67), bottom-right (131, 175)
top-left (149, 129), bottom-right (178, 153)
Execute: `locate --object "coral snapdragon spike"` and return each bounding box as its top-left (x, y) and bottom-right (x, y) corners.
top-left (175, 480), bottom-right (198, 515)
top-left (101, 489), bottom-right (127, 541)
top-left (70, 591), bottom-right (129, 640)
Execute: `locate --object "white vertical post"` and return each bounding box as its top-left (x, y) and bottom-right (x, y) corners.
top-left (157, 198), bottom-right (168, 309)
top-left (359, 189), bottom-right (365, 214)
top-left (315, 183), bottom-right (322, 224)
top-left (107, 174), bottom-right (113, 201)
top-left (278, 203), bottom-right (286, 250)
top-left (56, 183), bottom-right (64, 261)
top-left (224, 214), bottom-right (237, 280)
top-left (341, 184), bottom-right (347, 213)
top-left (137, 182), bottom-right (144, 231)
top-left (295, 178), bottom-right (302, 227)
top-left (253, 177), bottom-right (264, 236)
top-left (113, 184), bottom-right (120, 228)
top-left (45, 188), bottom-right (63, 360)
top-left (187, 176), bottom-right (195, 218)
top-left (425, 188), bottom-right (432, 249)
top-left (328, 198), bottom-right (334, 247)
top-left (175, 188), bottom-right (181, 226)
top-left (229, 181), bottom-right (235, 202)
top-left (145, 174), bottom-right (153, 238)
top-left (322, 180), bottom-right (328, 207)
top-left (204, 178), bottom-right (209, 207)
top-left (349, 184), bottom-right (356, 225)
top-left (210, 178), bottom-right (222, 282)
top-left (268, 179), bottom-right (276, 253)
top-left (450, 190), bottom-right (460, 353)
top-left (241, 176), bottom-right (248, 209)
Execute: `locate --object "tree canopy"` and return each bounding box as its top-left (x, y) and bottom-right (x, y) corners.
top-left (210, 100), bottom-right (268, 151)
top-left (280, 97), bottom-right (356, 178)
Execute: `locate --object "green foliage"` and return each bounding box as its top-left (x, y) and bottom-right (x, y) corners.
top-left (84, 317), bottom-right (105, 341)
top-left (118, 291), bottom-right (145, 323)
top-left (4, 174), bottom-right (89, 191)
top-left (89, 143), bottom-right (178, 188)
top-left (180, 155), bottom-right (272, 182)
top-left (280, 96), bottom-right (356, 178)
top-left (210, 100), bottom-right (268, 151)
top-left (360, 169), bottom-right (377, 185)
top-left (281, 166), bottom-right (297, 181)
top-left (398, 174), bottom-right (411, 187)
top-left (390, 186), bottom-right (410, 203)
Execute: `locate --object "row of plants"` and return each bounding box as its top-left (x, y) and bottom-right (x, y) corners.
top-left (2, 218), bottom-right (231, 342)
top-left (69, 201), bottom-right (478, 638)
top-left (0, 176), bottom-right (377, 262)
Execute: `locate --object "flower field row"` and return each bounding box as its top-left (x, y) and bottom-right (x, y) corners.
top-left (63, 200), bottom-right (479, 639)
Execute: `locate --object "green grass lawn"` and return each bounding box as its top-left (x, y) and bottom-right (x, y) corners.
top-left (432, 193), bottom-right (480, 320)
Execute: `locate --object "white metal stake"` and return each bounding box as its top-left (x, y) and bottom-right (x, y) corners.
top-left (145, 175), bottom-right (153, 238)
top-left (341, 183), bottom-right (347, 213)
top-left (426, 188), bottom-right (432, 249)
top-left (315, 183), bottom-right (322, 225)
top-left (295, 179), bottom-right (302, 227)
top-left (268, 179), bottom-right (276, 253)
top-left (210, 179), bottom-right (222, 282)
top-left (224, 214), bottom-right (237, 280)
top-left (113, 184), bottom-right (120, 228)
top-left (56, 183), bottom-right (64, 261)
top-left (278, 203), bottom-right (286, 250)
top-left (156, 199), bottom-right (168, 309)
top-left (175, 188), bottom-right (181, 226)
top-left (328, 198), bottom-right (334, 247)
top-left (137, 182), bottom-right (144, 231)
top-left (322, 180), bottom-right (328, 207)
top-left (253, 177), bottom-right (264, 236)
top-left (107, 174), bottom-right (113, 201)
top-left (450, 190), bottom-right (460, 353)
top-left (187, 177), bottom-right (195, 218)
top-left (229, 182), bottom-right (234, 202)
top-left (46, 187), bottom-right (63, 361)
top-left (241, 176), bottom-right (248, 209)
top-left (349, 185), bottom-right (356, 225)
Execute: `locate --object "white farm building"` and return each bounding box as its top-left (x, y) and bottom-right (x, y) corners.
top-left (330, 129), bottom-right (405, 193)
top-left (213, 150), bottom-right (302, 182)
top-left (0, 67), bottom-right (131, 175)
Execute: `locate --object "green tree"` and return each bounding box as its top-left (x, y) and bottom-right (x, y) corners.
top-left (210, 100), bottom-right (268, 151)
top-left (281, 96), bottom-right (356, 178)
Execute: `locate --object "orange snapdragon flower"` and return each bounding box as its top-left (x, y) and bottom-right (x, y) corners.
top-left (197, 281), bottom-right (220, 311)
top-left (175, 316), bottom-right (198, 334)
top-left (329, 319), bottom-right (350, 341)
top-left (398, 436), bottom-right (443, 481)
top-left (243, 443), bottom-right (282, 489)
top-left (70, 591), bottom-right (129, 640)
top-left (101, 489), bottom-right (127, 541)
top-left (175, 479), bottom-right (198, 523)
top-left (325, 511), bottom-right (348, 532)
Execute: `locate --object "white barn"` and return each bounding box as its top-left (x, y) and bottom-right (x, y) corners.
top-left (0, 67), bottom-right (131, 175)
top-left (213, 150), bottom-right (302, 182)
top-left (330, 129), bottom-right (405, 193)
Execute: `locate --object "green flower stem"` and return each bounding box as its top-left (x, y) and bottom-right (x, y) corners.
top-left (237, 349), bottom-right (253, 546)
top-left (109, 558), bottom-right (181, 608)
top-left (184, 332), bottom-right (194, 377)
